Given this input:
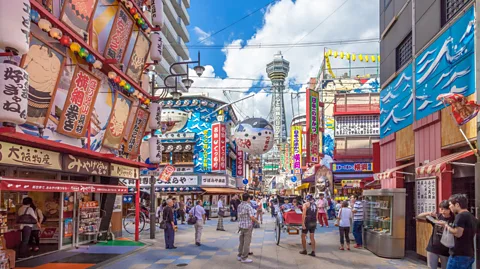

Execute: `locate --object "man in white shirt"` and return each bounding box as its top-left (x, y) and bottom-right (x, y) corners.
top-left (191, 200), bottom-right (206, 246)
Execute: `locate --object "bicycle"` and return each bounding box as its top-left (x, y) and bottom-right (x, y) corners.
top-left (123, 208), bottom-right (155, 234)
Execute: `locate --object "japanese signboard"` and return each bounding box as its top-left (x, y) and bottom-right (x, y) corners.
top-left (331, 162), bottom-right (373, 173)
top-left (341, 180), bottom-right (361, 188)
top-left (110, 163), bottom-right (139, 179)
top-left (124, 107), bottom-right (149, 155)
top-left (291, 126), bottom-right (302, 174)
top-left (335, 115), bottom-right (380, 136)
top-left (307, 89), bottom-right (319, 134)
top-left (220, 124), bottom-right (226, 170)
top-left (63, 155), bottom-right (109, 176)
top-left (211, 123), bottom-right (222, 171)
top-left (136, 175), bottom-right (198, 187)
top-left (102, 92), bottom-right (133, 149)
top-left (0, 142), bottom-right (61, 170)
top-left (201, 175), bottom-right (227, 187)
top-left (0, 178), bottom-right (127, 194)
top-left (236, 150), bottom-right (244, 177)
top-left (0, 62), bottom-right (28, 125)
top-left (141, 166), bottom-right (193, 177)
top-left (158, 165), bottom-right (175, 182)
top-left (228, 176), bottom-right (237, 188)
top-left (416, 178), bottom-right (437, 215)
top-left (203, 130), bottom-right (208, 170)
top-left (57, 66), bottom-right (100, 138)
top-left (104, 5), bottom-right (134, 62)
top-left (126, 31), bottom-right (151, 83)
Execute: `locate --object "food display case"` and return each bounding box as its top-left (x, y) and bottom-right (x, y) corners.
top-left (363, 188), bottom-right (406, 259)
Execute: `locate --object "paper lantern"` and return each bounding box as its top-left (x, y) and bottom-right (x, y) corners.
top-left (0, 62), bottom-right (28, 125)
top-left (0, 0), bottom-right (31, 55)
top-left (151, 0), bottom-right (164, 27)
top-left (49, 28), bottom-right (63, 40)
top-left (114, 76), bottom-right (121, 84)
top-left (141, 74), bottom-right (150, 92)
top-left (340, 52), bottom-right (344, 59)
top-left (93, 60), bottom-right (103, 69)
top-left (352, 54), bottom-right (356, 61)
top-left (129, 7), bottom-right (137, 15)
top-left (38, 19), bottom-right (52, 32)
top-left (30, 9), bottom-right (40, 23)
top-left (150, 32), bottom-right (163, 62)
top-left (125, 1), bottom-right (133, 8)
top-left (358, 54), bottom-right (363, 61)
top-left (371, 55), bottom-right (376, 62)
top-left (86, 54), bottom-right (96, 64)
top-left (326, 49), bottom-right (332, 57)
top-left (78, 47), bottom-right (89, 58)
top-left (60, 36), bottom-right (72, 46)
top-left (145, 28), bottom-right (151, 34)
top-left (149, 102), bottom-right (162, 129)
top-left (346, 53), bottom-right (350, 60)
top-left (333, 51), bottom-right (338, 58)
top-left (70, 42), bottom-right (81, 53)
top-left (119, 80), bottom-right (126, 87)
top-left (108, 71), bottom-right (117, 79)
top-left (233, 117), bottom-right (274, 155)
top-left (133, 89), bottom-right (140, 97)
top-left (148, 136), bottom-right (162, 164)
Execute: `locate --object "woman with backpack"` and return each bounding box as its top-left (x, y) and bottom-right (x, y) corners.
top-left (29, 202), bottom-right (44, 252)
top-left (17, 197), bottom-right (40, 258)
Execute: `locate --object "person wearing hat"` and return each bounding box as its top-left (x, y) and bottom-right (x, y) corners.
top-left (300, 194), bottom-right (317, 257)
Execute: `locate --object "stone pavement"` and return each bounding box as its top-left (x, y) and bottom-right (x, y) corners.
top-left (102, 217), bottom-right (427, 269)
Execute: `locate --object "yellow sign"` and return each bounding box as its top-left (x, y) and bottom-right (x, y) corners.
top-left (110, 163), bottom-right (139, 179)
top-left (291, 126), bottom-right (302, 174)
top-left (0, 142), bottom-right (61, 170)
top-left (341, 180), bottom-right (361, 188)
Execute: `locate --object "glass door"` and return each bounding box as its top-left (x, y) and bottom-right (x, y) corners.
top-left (61, 192), bottom-right (74, 249)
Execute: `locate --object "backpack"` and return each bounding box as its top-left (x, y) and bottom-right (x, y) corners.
top-left (36, 209), bottom-right (47, 224)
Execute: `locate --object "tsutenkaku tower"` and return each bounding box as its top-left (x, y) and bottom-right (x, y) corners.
top-left (266, 51), bottom-right (289, 146)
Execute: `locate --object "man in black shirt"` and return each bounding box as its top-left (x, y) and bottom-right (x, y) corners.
top-left (163, 199), bottom-right (177, 249)
top-left (440, 194), bottom-right (477, 269)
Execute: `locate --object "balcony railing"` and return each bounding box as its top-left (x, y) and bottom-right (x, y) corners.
top-left (334, 93), bottom-right (380, 115)
top-left (182, 0), bottom-right (190, 8)
top-left (164, 0), bottom-right (179, 27)
top-left (176, 37), bottom-right (189, 60)
top-left (334, 148), bottom-right (373, 159)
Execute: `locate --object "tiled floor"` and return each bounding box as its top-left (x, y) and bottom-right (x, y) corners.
top-left (105, 217), bottom-right (428, 269)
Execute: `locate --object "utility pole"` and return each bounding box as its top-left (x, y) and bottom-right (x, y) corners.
top-left (150, 73), bottom-right (156, 240)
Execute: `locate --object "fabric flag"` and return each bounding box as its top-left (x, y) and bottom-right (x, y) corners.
top-left (437, 93), bottom-right (480, 126)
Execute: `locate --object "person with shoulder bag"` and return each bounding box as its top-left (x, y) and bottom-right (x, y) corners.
top-left (217, 196), bottom-right (226, 231)
top-left (337, 201), bottom-right (353, 251)
top-left (29, 203), bottom-right (44, 252)
top-left (162, 199), bottom-right (177, 249)
top-left (190, 200), bottom-right (206, 246)
top-left (17, 197), bottom-right (39, 258)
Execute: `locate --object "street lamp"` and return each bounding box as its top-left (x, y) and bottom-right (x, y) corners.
top-left (154, 51), bottom-right (204, 99)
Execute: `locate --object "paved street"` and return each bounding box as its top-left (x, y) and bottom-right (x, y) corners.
top-left (103, 217), bottom-right (427, 269)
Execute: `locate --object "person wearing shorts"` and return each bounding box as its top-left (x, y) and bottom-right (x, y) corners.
top-left (300, 195), bottom-right (317, 257)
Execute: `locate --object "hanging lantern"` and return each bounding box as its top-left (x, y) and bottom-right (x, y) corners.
top-left (49, 28), bottom-right (63, 40)
top-left (86, 54), bottom-right (96, 64)
top-left (149, 136), bottom-right (162, 164)
top-left (125, 1), bottom-right (133, 9)
top-left (346, 53), bottom-right (350, 60)
top-left (145, 99), bottom-right (151, 105)
top-left (38, 19), bottom-right (52, 32)
top-left (114, 76), bottom-right (121, 84)
top-left (371, 55), bottom-right (376, 62)
top-left (133, 89), bottom-right (140, 98)
top-left (0, 62), bottom-right (28, 125)
top-left (119, 80), bottom-right (126, 87)
top-left (327, 49), bottom-right (332, 57)
top-left (93, 60), bottom-right (103, 69)
top-left (70, 42), bottom-right (81, 53)
top-left (340, 52), bottom-right (344, 59)
top-left (60, 36), bottom-right (72, 46)
top-left (145, 28), bottom-right (151, 34)
top-left (150, 32), bottom-right (163, 62)
top-left (30, 9), bottom-right (40, 23)
top-left (333, 51), bottom-right (338, 58)
top-left (233, 118), bottom-right (274, 155)
top-left (149, 102), bottom-right (162, 129)
top-left (377, 55), bottom-right (381, 62)
top-left (78, 47), bottom-right (89, 58)
top-left (108, 71), bottom-right (117, 80)
top-left (151, 0), bottom-right (164, 27)
top-left (352, 54), bottom-right (356, 61)
top-left (129, 7), bottom-right (137, 15)
top-left (358, 54), bottom-right (364, 61)
top-left (141, 74), bottom-right (150, 92)
top-left (0, 0), bottom-right (31, 55)
top-left (365, 55), bottom-right (369, 62)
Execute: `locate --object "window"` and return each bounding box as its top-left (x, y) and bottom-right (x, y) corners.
top-left (172, 152), bottom-right (193, 164)
top-left (396, 32), bottom-right (412, 70)
top-left (161, 153), bottom-right (170, 164)
top-left (442, 0), bottom-right (472, 26)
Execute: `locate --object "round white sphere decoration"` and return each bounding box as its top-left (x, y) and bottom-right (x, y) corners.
top-left (233, 118), bottom-right (274, 155)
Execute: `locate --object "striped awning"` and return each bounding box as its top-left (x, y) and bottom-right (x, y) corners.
top-left (415, 150), bottom-right (475, 176)
top-left (375, 162), bottom-right (414, 180)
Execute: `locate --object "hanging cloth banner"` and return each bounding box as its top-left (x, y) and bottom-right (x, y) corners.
top-left (325, 56), bottom-right (335, 78)
top-left (437, 93), bottom-right (480, 126)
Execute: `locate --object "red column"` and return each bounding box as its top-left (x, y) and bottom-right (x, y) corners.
top-left (135, 179), bottom-right (140, 241)
top-left (438, 168), bottom-right (452, 204)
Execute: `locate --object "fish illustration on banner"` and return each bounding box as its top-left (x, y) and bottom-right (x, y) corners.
top-left (126, 31), bottom-right (151, 83)
top-left (437, 93), bottom-right (480, 126)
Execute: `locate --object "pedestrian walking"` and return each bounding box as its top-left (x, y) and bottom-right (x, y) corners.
top-left (179, 198), bottom-right (186, 225)
top-left (438, 194), bottom-right (477, 269)
top-left (417, 200), bottom-right (455, 269)
top-left (335, 200), bottom-right (342, 215)
top-left (217, 196), bottom-right (226, 231)
top-left (300, 194), bottom-right (317, 257)
top-left (337, 201), bottom-right (352, 250)
top-left (327, 197), bottom-right (336, 220)
top-left (163, 199), bottom-right (177, 249)
top-left (203, 199), bottom-right (211, 220)
top-left (236, 193), bottom-right (258, 263)
top-left (230, 196), bottom-right (237, 222)
top-left (316, 193), bottom-right (328, 227)
top-left (190, 200), bottom-right (206, 246)
top-left (233, 195), bottom-right (241, 221)
top-left (256, 198), bottom-right (263, 224)
top-left (351, 195), bottom-right (364, 248)
top-left (172, 198), bottom-right (179, 225)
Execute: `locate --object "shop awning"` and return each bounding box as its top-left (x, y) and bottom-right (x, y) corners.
top-left (333, 174), bottom-right (374, 180)
top-left (202, 187), bottom-right (244, 194)
top-left (295, 183), bottom-right (310, 191)
top-left (415, 150), bottom-right (475, 177)
top-left (0, 177), bottom-right (128, 194)
top-left (375, 162), bottom-right (414, 180)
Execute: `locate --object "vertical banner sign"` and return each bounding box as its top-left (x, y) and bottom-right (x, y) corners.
top-left (0, 63), bottom-right (28, 125)
top-left (306, 89), bottom-right (320, 163)
top-left (211, 123), bottom-right (221, 171)
top-left (285, 142), bottom-right (291, 171)
top-left (57, 66), bottom-right (100, 138)
top-left (220, 123), bottom-right (227, 170)
top-left (203, 130), bottom-right (208, 170)
top-left (124, 107), bottom-right (149, 155)
top-left (104, 6), bottom-right (134, 63)
top-left (291, 126), bottom-right (302, 173)
top-left (236, 150), bottom-right (244, 177)
top-left (126, 31), bottom-right (151, 83)
top-left (102, 92), bottom-right (133, 149)
top-left (159, 165), bottom-right (175, 182)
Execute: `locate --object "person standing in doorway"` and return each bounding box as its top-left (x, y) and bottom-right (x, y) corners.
top-left (217, 196), bottom-right (226, 231)
top-left (203, 199), bottom-right (211, 221)
top-left (438, 194), bottom-right (477, 269)
top-left (191, 200), bottom-right (206, 246)
top-left (351, 195), bottom-right (364, 248)
top-left (316, 193), bottom-right (328, 227)
top-left (236, 193), bottom-right (258, 263)
top-left (18, 197), bottom-right (40, 258)
top-left (29, 202), bottom-right (44, 252)
top-left (163, 199), bottom-right (177, 249)
top-left (300, 194), bottom-right (317, 257)
top-left (338, 201), bottom-right (352, 250)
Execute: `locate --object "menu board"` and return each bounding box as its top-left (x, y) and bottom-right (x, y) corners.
top-left (416, 178), bottom-right (437, 215)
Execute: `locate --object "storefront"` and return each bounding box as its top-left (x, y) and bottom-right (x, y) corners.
top-left (200, 175), bottom-right (243, 218)
top-left (331, 162), bottom-right (373, 200)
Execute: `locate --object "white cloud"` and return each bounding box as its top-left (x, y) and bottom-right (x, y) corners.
top-left (189, 0), bottom-right (379, 127)
top-left (193, 26), bottom-right (214, 45)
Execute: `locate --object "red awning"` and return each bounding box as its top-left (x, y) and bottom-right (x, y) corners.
top-left (0, 177), bottom-right (128, 194)
top-left (415, 150), bottom-right (475, 177)
top-left (375, 162), bottom-right (414, 180)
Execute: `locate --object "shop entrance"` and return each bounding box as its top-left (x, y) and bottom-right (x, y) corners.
top-left (404, 181), bottom-right (416, 252)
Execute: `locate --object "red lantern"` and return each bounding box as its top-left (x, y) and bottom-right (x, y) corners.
top-left (114, 76), bottom-right (121, 84)
top-left (129, 7), bottom-right (137, 15)
top-left (60, 36), bottom-right (72, 46)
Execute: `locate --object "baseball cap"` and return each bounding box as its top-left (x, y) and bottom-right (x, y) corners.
top-left (305, 194), bottom-right (314, 201)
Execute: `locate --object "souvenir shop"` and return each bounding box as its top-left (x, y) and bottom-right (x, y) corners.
top-left (331, 162), bottom-right (373, 201)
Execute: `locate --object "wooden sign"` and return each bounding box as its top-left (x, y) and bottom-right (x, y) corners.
top-left (60, 0), bottom-right (98, 39)
top-left (110, 163), bottom-right (139, 179)
top-left (104, 5), bottom-right (134, 63)
top-left (0, 141), bottom-right (61, 170)
top-left (123, 107), bottom-right (149, 155)
top-left (102, 92), bottom-right (133, 149)
top-left (63, 154), bottom-right (109, 175)
top-left (57, 66), bottom-right (101, 138)
top-left (126, 31), bottom-right (151, 83)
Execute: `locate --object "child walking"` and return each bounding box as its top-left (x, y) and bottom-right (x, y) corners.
top-left (337, 201), bottom-right (353, 250)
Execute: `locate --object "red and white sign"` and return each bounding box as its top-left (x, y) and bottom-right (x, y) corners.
top-left (158, 165), bottom-right (175, 182)
top-left (236, 150), bottom-right (244, 177)
top-left (220, 123), bottom-right (226, 170)
top-left (0, 178), bottom-right (127, 194)
top-left (211, 123), bottom-right (221, 171)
